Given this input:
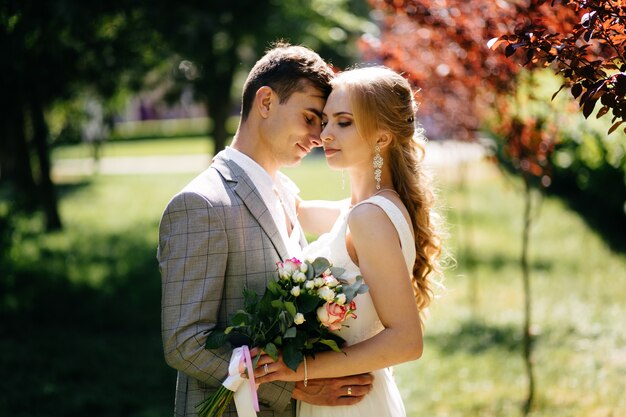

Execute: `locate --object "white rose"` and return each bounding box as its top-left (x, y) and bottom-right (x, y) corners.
top-left (294, 313), bottom-right (305, 325)
top-left (324, 275), bottom-right (339, 287)
top-left (304, 280), bottom-right (315, 290)
top-left (335, 293), bottom-right (346, 305)
top-left (291, 286), bottom-right (301, 297)
top-left (318, 286), bottom-right (336, 302)
top-left (314, 278), bottom-right (325, 287)
top-left (293, 271), bottom-right (307, 283)
top-left (299, 263), bottom-right (308, 273)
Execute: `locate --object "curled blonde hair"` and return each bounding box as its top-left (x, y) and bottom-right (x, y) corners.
top-left (333, 66), bottom-right (443, 315)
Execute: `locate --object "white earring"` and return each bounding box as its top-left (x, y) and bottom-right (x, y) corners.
top-left (373, 144), bottom-right (383, 190)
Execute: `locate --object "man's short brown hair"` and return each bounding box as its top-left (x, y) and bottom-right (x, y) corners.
top-left (240, 41), bottom-right (334, 121)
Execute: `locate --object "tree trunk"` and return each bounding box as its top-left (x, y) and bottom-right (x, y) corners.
top-left (30, 97), bottom-right (62, 231)
top-left (0, 102), bottom-right (38, 208)
top-left (204, 41), bottom-right (238, 156)
top-left (209, 94), bottom-right (232, 155)
top-left (521, 178), bottom-right (535, 416)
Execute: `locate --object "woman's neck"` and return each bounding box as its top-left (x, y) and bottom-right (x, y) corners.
top-left (348, 169), bottom-right (395, 207)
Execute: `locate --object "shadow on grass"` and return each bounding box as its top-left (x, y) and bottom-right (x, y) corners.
top-left (0, 227), bottom-right (176, 417)
top-left (461, 249), bottom-right (553, 273)
top-left (427, 320), bottom-right (523, 354)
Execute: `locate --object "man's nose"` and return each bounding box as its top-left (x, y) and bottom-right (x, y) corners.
top-left (310, 134), bottom-right (322, 147)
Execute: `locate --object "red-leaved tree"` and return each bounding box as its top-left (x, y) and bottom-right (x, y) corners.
top-left (361, 1), bottom-right (580, 414)
top-left (492, 0), bottom-right (626, 134)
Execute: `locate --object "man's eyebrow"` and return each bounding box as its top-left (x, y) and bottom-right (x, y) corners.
top-left (306, 107), bottom-right (323, 118)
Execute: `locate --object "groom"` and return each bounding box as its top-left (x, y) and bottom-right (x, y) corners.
top-left (158, 42), bottom-right (373, 417)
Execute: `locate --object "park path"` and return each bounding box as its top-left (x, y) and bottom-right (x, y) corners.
top-left (52, 140), bottom-right (486, 178)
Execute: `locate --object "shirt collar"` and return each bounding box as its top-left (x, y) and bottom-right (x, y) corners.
top-left (223, 146), bottom-right (300, 198)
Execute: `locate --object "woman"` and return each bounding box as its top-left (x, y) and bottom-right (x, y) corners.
top-left (255, 66), bottom-right (444, 417)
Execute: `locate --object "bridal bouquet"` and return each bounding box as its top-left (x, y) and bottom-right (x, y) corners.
top-left (196, 256), bottom-right (368, 417)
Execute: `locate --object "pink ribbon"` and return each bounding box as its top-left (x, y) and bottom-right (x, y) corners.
top-left (241, 345), bottom-right (260, 412)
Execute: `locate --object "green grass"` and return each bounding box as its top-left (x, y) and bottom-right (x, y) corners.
top-left (2, 146), bottom-right (625, 416)
top-left (52, 136), bottom-right (213, 159)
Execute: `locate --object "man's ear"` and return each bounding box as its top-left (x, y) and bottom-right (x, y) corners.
top-left (255, 86), bottom-right (274, 119)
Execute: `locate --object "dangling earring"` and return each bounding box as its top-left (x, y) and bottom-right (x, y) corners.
top-left (373, 144), bottom-right (383, 190)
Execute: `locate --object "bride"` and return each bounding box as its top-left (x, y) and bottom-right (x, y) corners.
top-left (254, 66), bottom-right (444, 417)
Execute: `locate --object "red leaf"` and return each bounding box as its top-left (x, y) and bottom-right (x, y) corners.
top-left (596, 105), bottom-right (609, 119)
top-left (608, 120), bottom-right (623, 134)
top-left (582, 98), bottom-right (597, 118)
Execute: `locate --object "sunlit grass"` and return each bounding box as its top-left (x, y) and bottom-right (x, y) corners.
top-left (52, 136), bottom-right (213, 159)
top-left (4, 149), bottom-right (625, 416)
top-left (394, 162), bottom-right (626, 417)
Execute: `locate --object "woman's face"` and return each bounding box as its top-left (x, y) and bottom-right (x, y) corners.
top-left (320, 87), bottom-right (372, 171)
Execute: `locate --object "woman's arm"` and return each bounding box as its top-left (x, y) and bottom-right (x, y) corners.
top-left (256, 203), bottom-right (423, 382)
top-left (297, 197), bottom-right (350, 236)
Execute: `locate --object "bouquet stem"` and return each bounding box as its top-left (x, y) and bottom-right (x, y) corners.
top-left (196, 385), bottom-right (235, 417)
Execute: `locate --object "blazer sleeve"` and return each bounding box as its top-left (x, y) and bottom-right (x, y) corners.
top-left (158, 191), bottom-right (232, 386)
top-left (158, 187), bottom-right (295, 414)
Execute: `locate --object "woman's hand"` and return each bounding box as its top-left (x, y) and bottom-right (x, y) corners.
top-left (251, 351), bottom-right (302, 384)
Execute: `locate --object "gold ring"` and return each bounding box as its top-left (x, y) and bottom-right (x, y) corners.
top-left (347, 387), bottom-right (352, 396)
top-left (263, 363), bottom-right (269, 375)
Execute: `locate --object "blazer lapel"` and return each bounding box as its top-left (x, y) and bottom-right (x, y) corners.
top-left (212, 154), bottom-right (290, 262)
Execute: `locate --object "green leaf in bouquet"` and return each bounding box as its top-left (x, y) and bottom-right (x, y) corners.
top-left (355, 275), bottom-right (369, 294)
top-left (304, 339), bottom-right (316, 349)
top-left (232, 311), bottom-right (251, 326)
top-left (296, 293), bottom-right (321, 314)
top-left (311, 257), bottom-right (331, 276)
top-left (204, 329), bottom-right (228, 349)
top-left (271, 299), bottom-right (284, 309)
top-left (283, 341), bottom-right (304, 372)
top-left (278, 310), bottom-right (292, 334)
top-left (273, 335), bottom-right (282, 345)
top-left (330, 266), bottom-right (346, 277)
top-left (340, 275), bottom-right (368, 302)
top-left (264, 342), bottom-right (279, 361)
top-left (243, 288), bottom-right (259, 312)
top-left (319, 338), bottom-right (342, 353)
top-left (305, 261), bottom-right (315, 280)
top-left (259, 290), bottom-right (275, 316)
top-left (266, 279), bottom-right (284, 296)
top-left (284, 326), bottom-right (297, 339)
top-left (284, 301), bottom-right (297, 318)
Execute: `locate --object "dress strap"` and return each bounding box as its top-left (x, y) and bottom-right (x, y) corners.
top-left (351, 196), bottom-right (416, 269)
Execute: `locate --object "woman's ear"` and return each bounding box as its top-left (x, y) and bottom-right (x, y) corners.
top-left (376, 131), bottom-right (393, 149)
top-left (255, 86), bottom-right (274, 119)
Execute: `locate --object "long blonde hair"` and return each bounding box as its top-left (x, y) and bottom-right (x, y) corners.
top-left (333, 66), bottom-right (443, 314)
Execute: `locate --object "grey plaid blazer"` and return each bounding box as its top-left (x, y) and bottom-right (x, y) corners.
top-left (158, 153), bottom-right (307, 417)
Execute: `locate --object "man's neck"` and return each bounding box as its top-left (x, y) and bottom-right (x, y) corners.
top-left (230, 131), bottom-right (278, 179)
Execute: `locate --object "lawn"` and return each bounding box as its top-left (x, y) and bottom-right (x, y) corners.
top-left (2, 139), bottom-right (624, 416)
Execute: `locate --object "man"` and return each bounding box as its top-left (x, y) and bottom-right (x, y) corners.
top-left (158, 42), bottom-right (373, 417)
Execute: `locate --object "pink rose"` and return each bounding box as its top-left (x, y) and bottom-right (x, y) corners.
top-left (316, 302), bottom-right (357, 331)
top-left (277, 258), bottom-right (302, 279)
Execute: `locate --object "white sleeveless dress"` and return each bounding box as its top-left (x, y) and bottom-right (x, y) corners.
top-left (297, 196), bottom-right (416, 417)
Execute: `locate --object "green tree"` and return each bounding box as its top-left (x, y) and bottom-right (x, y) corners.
top-left (0, 1), bottom-right (164, 230)
top-left (144, 0), bottom-right (371, 154)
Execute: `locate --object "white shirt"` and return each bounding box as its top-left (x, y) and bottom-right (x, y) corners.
top-left (222, 147), bottom-right (304, 258)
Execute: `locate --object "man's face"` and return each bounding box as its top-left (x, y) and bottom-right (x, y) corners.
top-left (263, 83), bottom-right (326, 170)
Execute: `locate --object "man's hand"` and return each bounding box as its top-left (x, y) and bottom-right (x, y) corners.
top-left (292, 373), bottom-right (374, 406)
